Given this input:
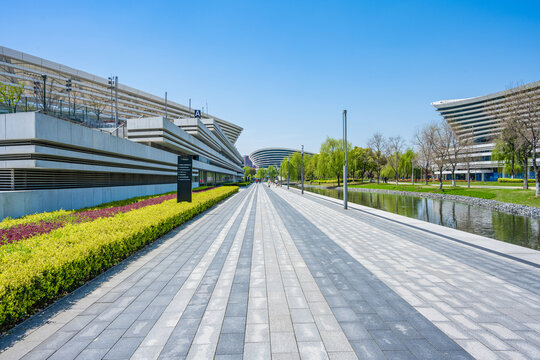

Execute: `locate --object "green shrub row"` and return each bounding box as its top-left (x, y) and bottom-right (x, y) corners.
top-left (497, 178), bottom-right (535, 183)
top-left (0, 186), bottom-right (238, 331)
top-left (223, 181), bottom-right (252, 187)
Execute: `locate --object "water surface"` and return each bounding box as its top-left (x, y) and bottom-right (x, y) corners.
top-left (301, 186), bottom-right (539, 250)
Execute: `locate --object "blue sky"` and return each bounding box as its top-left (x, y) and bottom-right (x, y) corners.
top-left (3, 0), bottom-right (540, 155)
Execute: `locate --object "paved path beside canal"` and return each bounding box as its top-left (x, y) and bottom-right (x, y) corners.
top-left (1, 185), bottom-right (539, 360)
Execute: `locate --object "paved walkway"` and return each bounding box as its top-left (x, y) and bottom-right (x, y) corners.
top-left (1, 184), bottom-right (539, 360)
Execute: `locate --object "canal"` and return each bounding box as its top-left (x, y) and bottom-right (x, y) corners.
top-left (301, 186), bottom-right (540, 250)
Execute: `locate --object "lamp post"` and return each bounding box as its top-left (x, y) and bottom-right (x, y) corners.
top-left (108, 77), bottom-right (114, 123)
top-left (114, 76), bottom-right (118, 129)
top-left (301, 145), bottom-right (305, 194)
top-left (65, 79), bottom-right (72, 117)
top-left (343, 110), bottom-right (348, 210)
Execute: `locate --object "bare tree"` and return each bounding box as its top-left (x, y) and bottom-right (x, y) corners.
top-left (414, 124), bottom-right (437, 185)
top-left (460, 129), bottom-right (475, 188)
top-left (500, 83), bottom-right (540, 194)
top-left (367, 133), bottom-right (387, 184)
top-left (86, 94), bottom-right (108, 123)
top-left (432, 121), bottom-right (452, 190)
top-left (386, 136), bottom-right (405, 185)
top-left (445, 122), bottom-right (464, 187)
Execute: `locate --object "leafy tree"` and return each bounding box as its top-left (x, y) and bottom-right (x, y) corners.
top-left (243, 166), bottom-right (256, 180)
top-left (289, 152), bottom-right (303, 181)
top-left (256, 167), bottom-right (267, 179)
top-left (399, 149), bottom-right (417, 181)
top-left (367, 133), bottom-right (387, 184)
top-left (306, 154), bottom-right (318, 181)
top-left (0, 82), bottom-right (25, 112)
top-left (267, 165), bottom-right (278, 180)
top-left (385, 136), bottom-right (405, 185)
top-left (319, 137), bottom-right (351, 187)
top-left (350, 146), bottom-right (374, 182)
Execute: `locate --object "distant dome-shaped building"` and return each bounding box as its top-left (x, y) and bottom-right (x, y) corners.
top-left (249, 147), bottom-right (315, 168)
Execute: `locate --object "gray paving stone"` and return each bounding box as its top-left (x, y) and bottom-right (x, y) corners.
top-left (103, 337), bottom-right (143, 359)
top-left (4, 186), bottom-right (539, 360)
top-left (216, 332), bottom-right (245, 355)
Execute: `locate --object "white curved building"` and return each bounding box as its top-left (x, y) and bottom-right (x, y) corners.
top-left (249, 147), bottom-right (315, 168)
top-left (432, 80), bottom-right (540, 181)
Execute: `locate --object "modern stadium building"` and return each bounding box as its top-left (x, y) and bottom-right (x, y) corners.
top-left (0, 46), bottom-right (244, 218)
top-left (249, 147), bottom-right (315, 169)
top-left (432, 80), bottom-right (540, 181)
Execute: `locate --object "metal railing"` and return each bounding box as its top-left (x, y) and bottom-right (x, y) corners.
top-left (0, 96), bottom-right (125, 136)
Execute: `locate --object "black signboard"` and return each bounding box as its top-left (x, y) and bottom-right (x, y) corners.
top-left (177, 156), bottom-right (192, 202)
top-left (194, 109), bottom-right (201, 118)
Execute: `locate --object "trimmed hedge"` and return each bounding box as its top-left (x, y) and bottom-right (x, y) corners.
top-left (497, 178), bottom-right (535, 183)
top-left (223, 181), bottom-right (252, 187)
top-left (0, 186), bottom-right (238, 331)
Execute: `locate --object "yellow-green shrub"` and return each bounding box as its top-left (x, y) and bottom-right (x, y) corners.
top-left (0, 209), bottom-right (73, 229)
top-left (0, 186), bottom-right (238, 330)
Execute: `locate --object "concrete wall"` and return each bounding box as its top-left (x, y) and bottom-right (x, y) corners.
top-left (0, 183), bottom-right (176, 219)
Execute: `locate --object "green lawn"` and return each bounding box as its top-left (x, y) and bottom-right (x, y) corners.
top-left (347, 183), bottom-right (540, 208)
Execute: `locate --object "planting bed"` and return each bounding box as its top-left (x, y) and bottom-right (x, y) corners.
top-left (0, 186), bottom-right (238, 331)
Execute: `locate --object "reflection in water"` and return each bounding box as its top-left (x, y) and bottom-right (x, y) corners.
top-left (304, 187), bottom-right (539, 250)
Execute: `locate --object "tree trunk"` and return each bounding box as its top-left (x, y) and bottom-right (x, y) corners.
top-left (467, 165), bottom-right (471, 188)
top-left (534, 149), bottom-right (540, 196)
top-left (523, 157), bottom-right (529, 190)
top-left (438, 169), bottom-right (443, 190)
top-left (337, 174), bottom-right (340, 187)
top-left (395, 170), bottom-right (399, 186)
top-left (452, 167), bottom-right (456, 187)
top-left (511, 154), bottom-right (515, 178)
top-left (377, 170), bottom-right (380, 184)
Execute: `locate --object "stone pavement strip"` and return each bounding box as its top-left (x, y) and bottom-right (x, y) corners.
top-left (0, 184), bottom-right (539, 360)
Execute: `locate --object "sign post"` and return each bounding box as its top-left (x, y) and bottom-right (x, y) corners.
top-left (177, 156), bottom-right (193, 203)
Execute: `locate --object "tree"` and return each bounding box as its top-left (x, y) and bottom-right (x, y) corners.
top-left (399, 149), bottom-right (417, 182)
top-left (385, 136), bottom-right (405, 185)
top-left (445, 122), bottom-right (464, 187)
top-left (498, 84), bottom-right (540, 193)
top-left (319, 137), bottom-right (351, 187)
top-left (86, 94), bottom-right (108, 122)
top-left (460, 129), bottom-right (476, 188)
top-left (432, 121), bottom-right (453, 189)
top-left (243, 166), bottom-right (255, 180)
top-left (267, 166), bottom-right (278, 180)
top-left (304, 154), bottom-right (314, 180)
top-left (256, 167), bottom-right (267, 179)
top-left (0, 82), bottom-right (25, 112)
top-left (367, 133), bottom-right (387, 184)
top-left (415, 124), bottom-right (437, 185)
top-left (289, 152), bottom-right (302, 181)
top-left (350, 147), bottom-right (374, 182)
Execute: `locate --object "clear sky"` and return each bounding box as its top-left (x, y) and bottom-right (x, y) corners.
top-left (3, 0), bottom-right (540, 155)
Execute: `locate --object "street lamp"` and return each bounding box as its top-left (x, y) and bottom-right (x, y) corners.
top-left (301, 145), bottom-right (304, 194)
top-left (65, 79), bottom-right (72, 117)
top-left (343, 110), bottom-right (348, 210)
top-left (108, 77), bottom-right (114, 123)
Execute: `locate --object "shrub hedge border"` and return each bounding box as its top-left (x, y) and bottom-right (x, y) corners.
top-left (0, 186), bottom-right (238, 331)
